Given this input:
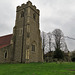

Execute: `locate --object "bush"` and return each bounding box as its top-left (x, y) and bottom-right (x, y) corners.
top-left (53, 49), bottom-right (64, 60)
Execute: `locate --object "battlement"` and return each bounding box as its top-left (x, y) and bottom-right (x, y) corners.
top-left (17, 1), bottom-right (39, 14)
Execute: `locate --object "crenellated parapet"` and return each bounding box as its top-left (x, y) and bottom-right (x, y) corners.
top-left (16, 1), bottom-right (39, 14)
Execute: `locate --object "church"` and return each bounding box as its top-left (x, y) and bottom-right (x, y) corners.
top-left (0, 1), bottom-right (43, 63)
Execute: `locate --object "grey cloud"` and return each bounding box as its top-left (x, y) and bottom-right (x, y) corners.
top-left (0, 0), bottom-right (75, 51)
top-left (0, 0), bottom-right (15, 36)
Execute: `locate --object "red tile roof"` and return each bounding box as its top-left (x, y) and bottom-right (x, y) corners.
top-left (0, 34), bottom-right (13, 49)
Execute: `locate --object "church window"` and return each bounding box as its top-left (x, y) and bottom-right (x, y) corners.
top-left (33, 13), bottom-right (36, 20)
top-left (26, 50), bottom-right (29, 60)
top-left (21, 11), bottom-right (24, 17)
top-left (32, 45), bottom-right (35, 51)
top-left (4, 51), bottom-right (7, 59)
top-left (27, 25), bottom-right (30, 32)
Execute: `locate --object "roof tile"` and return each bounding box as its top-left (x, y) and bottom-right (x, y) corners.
top-left (0, 34), bottom-right (13, 48)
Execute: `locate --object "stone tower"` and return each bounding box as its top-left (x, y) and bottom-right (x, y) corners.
top-left (12, 1), bottom-right (43, 63)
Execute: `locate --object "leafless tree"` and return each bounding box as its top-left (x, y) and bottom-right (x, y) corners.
top-left (47, 32), bottom-right (52, 52)
top-left (52, 29), bottom-right (64, 51)
top-left (64, 43), bottom-right (69, 53)
top-left (41, 31), bottom-right (46, 58)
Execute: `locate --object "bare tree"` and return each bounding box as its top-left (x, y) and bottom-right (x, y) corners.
top-left (47, 32), bottom-right (52, 52)
top-left (52, 29), bottom-right (65, 60)
top-left (64, 43), bottom-right (69, 53)
top-left (41, 31), bottom-right (46, 59)
top-left (52, 29), bottom-right (64, 51)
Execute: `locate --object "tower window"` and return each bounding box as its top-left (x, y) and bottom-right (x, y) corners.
top-left (33, 13), bottom-right (36, 20)
top-left (4, 51), bottom-right (7, 59)
top-left (21, 11), bottom-right (24, 17)
top-left (32, 45), bottom-right (35, 51)
top-left (27, 25), bottom-right (30, 32)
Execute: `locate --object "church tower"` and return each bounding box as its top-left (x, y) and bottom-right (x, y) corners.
top-left (13, 1), bottom-right (43, 63)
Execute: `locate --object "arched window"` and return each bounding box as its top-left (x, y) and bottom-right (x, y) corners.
top-left (5, 51), bottom-right (7, 59)
top-left (32, 45), bottom-right (35, 51)
top-left (21, 11), bottom-right (24, 17)
top-left (32, 41), bottom-right (37, 51)
top-left (27, 25), bottom-right (30, 32)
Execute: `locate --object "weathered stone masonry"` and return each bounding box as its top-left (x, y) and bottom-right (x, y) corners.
top-left (0, 1), bottom-right (43, 63)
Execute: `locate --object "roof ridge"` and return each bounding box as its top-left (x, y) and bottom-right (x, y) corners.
top-left (0, 34), bottom-right (13, 38)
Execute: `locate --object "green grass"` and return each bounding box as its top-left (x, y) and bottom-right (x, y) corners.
top-left (0, 62), bottom-right (75, 75)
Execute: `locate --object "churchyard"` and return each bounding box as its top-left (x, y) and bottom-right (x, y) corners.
top-left (0, 62), bottom-right (75, 75)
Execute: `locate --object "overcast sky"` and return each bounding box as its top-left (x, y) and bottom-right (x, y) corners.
top-left (0, 0), bottom-right (75, 51)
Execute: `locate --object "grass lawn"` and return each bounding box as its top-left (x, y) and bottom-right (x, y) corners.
top-left (0, 62), bottom-right (75, 75)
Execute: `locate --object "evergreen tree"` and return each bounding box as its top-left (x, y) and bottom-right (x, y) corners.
top-left (53, 49), bottom-right (64, 60)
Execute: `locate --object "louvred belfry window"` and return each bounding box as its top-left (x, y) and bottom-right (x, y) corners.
top-left (21, 11), bottom-right (24, 17)
top-left (33, 13), bottom-right (36, 20)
